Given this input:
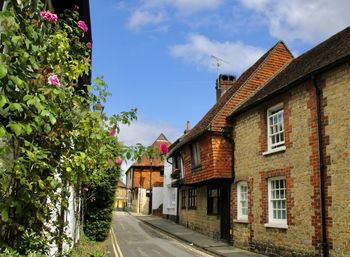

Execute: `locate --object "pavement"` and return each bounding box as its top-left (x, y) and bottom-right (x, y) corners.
top-left (128, 211), bottom-right (266, 257)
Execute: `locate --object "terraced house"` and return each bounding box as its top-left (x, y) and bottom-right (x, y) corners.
top-left (168, 41), bottom-right (294, 240)
top-left (168, 26), bottom-right (350, 257)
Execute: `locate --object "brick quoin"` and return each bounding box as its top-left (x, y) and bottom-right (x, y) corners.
top-left (248, 177), bottom-right (254, 246)
top-left (259, 167), bottom-right (294, 226)
top-left (307, 80), bottom-right (332, 256)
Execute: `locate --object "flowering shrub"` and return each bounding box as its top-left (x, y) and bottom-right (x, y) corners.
top-left (77, 20), bottom-right (88, 32)
top-left (47, 74), bottom-right (61, 86)
top-left (40, 10), bottom-right (58, 24)
top-left (0, 1), bottom-right (158, 256)
top-left (160, 143), bottom-right (169, 154)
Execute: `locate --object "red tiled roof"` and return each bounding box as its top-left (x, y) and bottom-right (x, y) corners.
top-left (228, 26), bottom-right (350, 118)
top-left (168, 41), bottom-right (293, 156)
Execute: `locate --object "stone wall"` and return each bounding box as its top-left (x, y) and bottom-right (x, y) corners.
top-left (179, 186), bottom-right (221, 239)
top-left (321, 62), bottom-right (350, 257)
top-left (231, 61), bottom-right (350, 257)
top-left (233, 82), bottom-right (316, 256)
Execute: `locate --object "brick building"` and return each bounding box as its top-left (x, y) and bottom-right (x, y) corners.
top-left (126, 134), bottom-right (171, 214)
top-left (168, 41), bottom-right (294, 240)
top-left (227, 26), bottom-right (350, 257)
top-left (169, 26), bottom-right (350, 257)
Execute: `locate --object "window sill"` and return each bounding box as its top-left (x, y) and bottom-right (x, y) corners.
top-left (188, 207), bottom-right (197, 210)
top-left (263, 145), bottom-right (286, 156)
top-left (264, 223), bottom-right (288, 229)
top-left (233, 219), bottom-right (248, 224)
top-left (191, 165), bottom-right (202, 172)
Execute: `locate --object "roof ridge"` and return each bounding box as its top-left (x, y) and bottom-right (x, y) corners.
top-left (209, 41), bottom-right (288, 130)
top-left (228, 26), bottom-right (350, 118)
top-left (151, 133), bottom-right (170, 145)
top-left (227, 58), bottom-right (293, 118)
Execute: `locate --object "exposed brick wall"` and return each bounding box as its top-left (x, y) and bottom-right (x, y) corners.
top-left (248, 177), bottom-right (254, 245)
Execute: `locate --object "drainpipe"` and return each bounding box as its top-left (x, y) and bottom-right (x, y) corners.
top-left (312, 75), bottom-right (329, 257)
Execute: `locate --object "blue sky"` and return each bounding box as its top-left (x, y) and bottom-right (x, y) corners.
top-left (90, 0), bottom-right (349, 150)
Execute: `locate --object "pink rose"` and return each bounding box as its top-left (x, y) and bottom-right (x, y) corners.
top-left (83, 187), bottom-right (89, 192)
top-left (77, 20), bottom-right (88, 32)
top-left (47, 74), bottom-right (60, 86)
top-left (116, 157), bottom-right (123, 166)
top-left (40, 10), bottom-right (58, 24)
top-left (109, 128), bottom-right (116, 137)
top-left (86, 42), bottom-right (92, 49)
top-left (160, 143), bottom-right (168, 154)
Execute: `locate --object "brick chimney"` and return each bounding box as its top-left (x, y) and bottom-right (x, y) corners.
top-left (216, 74), bottom-right (236, 102)
top-left (184, 121), bottom-right (190, 134)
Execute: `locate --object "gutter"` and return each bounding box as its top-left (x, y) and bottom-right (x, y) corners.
top-left (312, 75), bottom-right (329, 257)
top-left (227, 54), bottom-right (350, 120)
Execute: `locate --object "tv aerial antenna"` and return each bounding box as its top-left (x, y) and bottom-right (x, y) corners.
top-left (211, 55), bottom-right (229, 77)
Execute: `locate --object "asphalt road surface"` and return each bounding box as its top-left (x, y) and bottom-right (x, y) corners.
top-left (111, 211), bottom-right (214, 257)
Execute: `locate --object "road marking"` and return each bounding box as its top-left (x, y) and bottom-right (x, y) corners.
top-left (110, 228), bottom-right (124, 257)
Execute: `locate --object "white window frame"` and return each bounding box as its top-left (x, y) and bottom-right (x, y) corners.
top-left (237, 181), bottom-right (248, 221)
top-left (265, 176), bottom-right (288, 229)
top-left (264, 103), bottom-right (285, 155)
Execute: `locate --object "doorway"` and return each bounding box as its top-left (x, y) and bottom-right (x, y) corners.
top-left (220, 185), bottom-right (230, 240)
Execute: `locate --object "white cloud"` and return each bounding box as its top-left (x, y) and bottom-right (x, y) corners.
top-left (117, 119), bottom-right (180, 146)
top-left (127, 10), bottom-right (167, 30)
top-left (126, 0), bottom-right (224, 30)
top-left (143, 0), bottom-right (224, 13)
top-left (170, 34), bottom-right (265, 75)
top-left (240, 0), bottom-right (350, 43)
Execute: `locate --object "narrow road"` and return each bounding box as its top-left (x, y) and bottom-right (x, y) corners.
top-left (111, 211), bottom-right (214, 257)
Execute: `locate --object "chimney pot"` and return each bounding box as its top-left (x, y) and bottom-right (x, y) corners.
top-left (216, 74), bottom-right (236, 102)
top-left (184, 121), bottom-right (191, 134)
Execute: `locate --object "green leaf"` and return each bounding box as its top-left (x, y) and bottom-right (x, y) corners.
top-left (10, 103), bottom-right (23, 112)
top-left (7, 123), bottom-right (23, 136)
top-left (0, 64), bottom-right (7, 79)
top-left (0, 95), bottom-right (8, 108)
top-left (48, 114), bottom-right (56, 125)
top-left (0, 126), bottom-right (5, 137)
top-left (66, 167), bottom-right (72, 173)
top-left (1, 209), bottom-right (8, 222)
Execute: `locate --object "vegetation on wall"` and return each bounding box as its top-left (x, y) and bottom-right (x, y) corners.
top-left (0, 1), bottom-right (160, 256)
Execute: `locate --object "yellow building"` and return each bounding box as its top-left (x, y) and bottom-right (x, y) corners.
top-left (115, 181), bottom-right (127, 209)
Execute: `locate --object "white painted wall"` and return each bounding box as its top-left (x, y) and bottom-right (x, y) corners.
top-left (152, 187), bottom-right (163, 210)
top-left (162, 159), bottom-right (177, 217)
